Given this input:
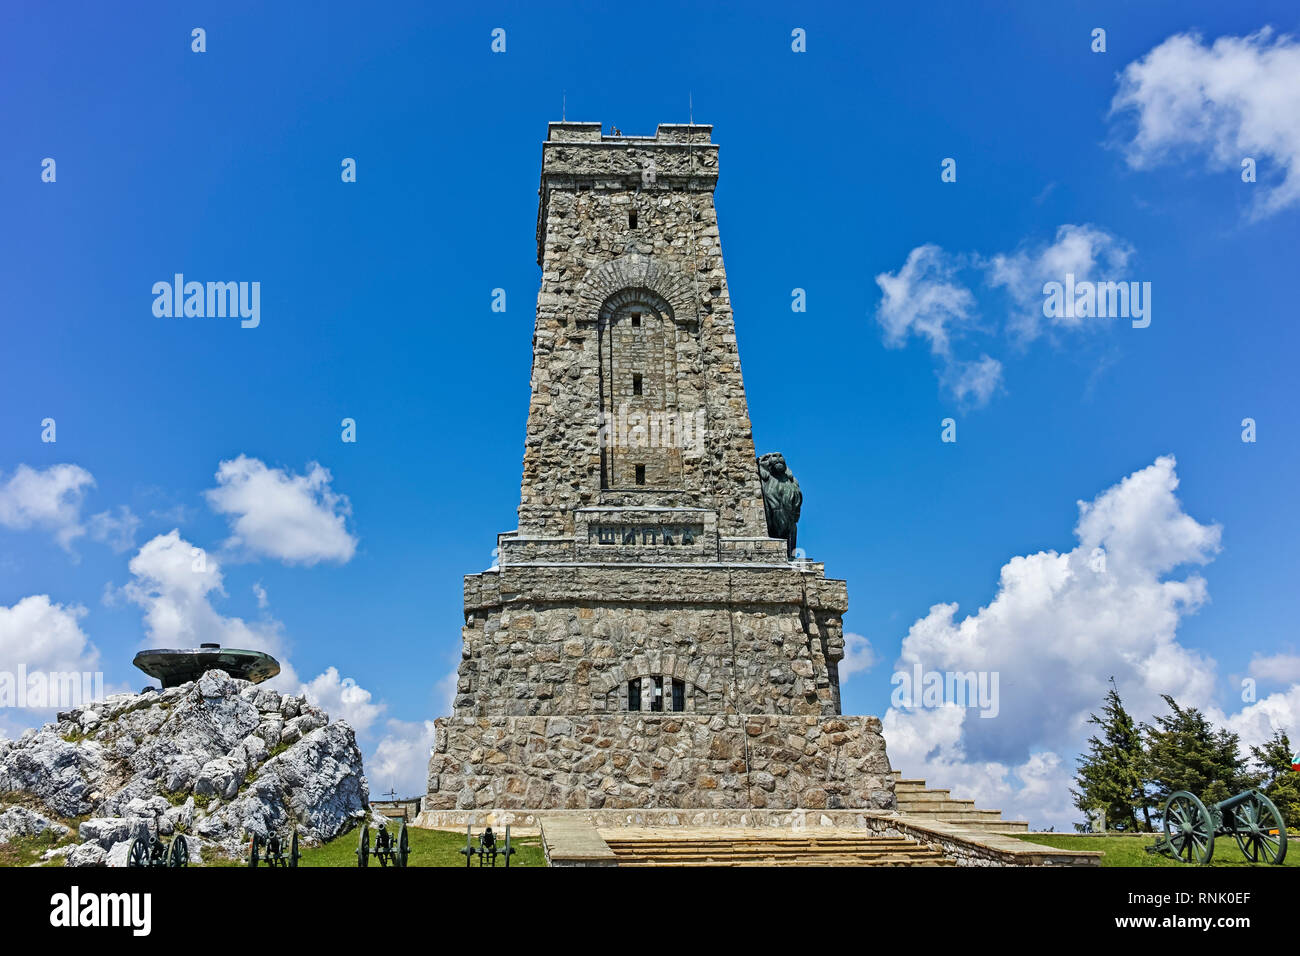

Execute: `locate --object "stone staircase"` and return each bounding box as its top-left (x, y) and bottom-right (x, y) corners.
top-left (602, 829), bottom-right (954, 867)
top-left (892, 772), bottom-right (1029, 833)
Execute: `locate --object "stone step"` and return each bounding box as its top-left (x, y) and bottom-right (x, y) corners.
top-left (603, 834), bottom-right (955, 867)
top-left (609, 848), bottom-right (945, 859)
top-left (954, 820), bottom-right (1031, 833)
top-left (900, 808), bottom-right (1009, 822)
top-left (899, 812), bottom-right (1032, 833)
top-left (891, 773), bottom-right (1030, 832)
top-left (609, 856), bottom-right (953, 866)
top-left (608, 840), bottom-right (927, 852)
top-left (894, 782), bottom-right (935, 793)
top-left (897, 800), bottom-right (984, 814)
top-left (605, 842), bottom-right (925, 848)
top-left (897, 793), bottom-right (972, 807)
top-left (614, 857), bottom-right (955, 867)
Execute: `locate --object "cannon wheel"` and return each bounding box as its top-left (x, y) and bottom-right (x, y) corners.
top-left (248, 833), bottom-right (261, 868)
top-left (290, 831), bottom-right (300, 868)
top-left (356, 824), bottom-right (370, 868)
top-left (126, 837), bottom-right (148, 868)
top-left (398, 820), bottom-right (410, 868)
top-left (168, 835), bottom-right (189, 868)
top-left (1232, 791), bottom-right (1288, 865)
top-left (1164, 791), bottom-right (1215, 864)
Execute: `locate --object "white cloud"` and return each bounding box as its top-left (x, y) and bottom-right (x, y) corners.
top-left (875, 225), bottom-right (1131, 404)
top-left (122, 531), bottom-right (391, 735)
top-left (434, 669), bottom-right (458, 717)
top-left (875, 244), bottom-right (975, 357)
top-left (0, 464), bottom-right (95, 552)
top-left (874, 246), bottom-right (1004, 407)
top-left (252, 582), bottom-right (269, 609)
top-left (0, 465), bottom-right (142, 558)
top-left (87, 506), bottom-right (140, 553)
top-left (368, 718), bottom-right (438, 799)
top-left (1210, 684), bottom-right (1300, 757)
top-left (0, 594), bottom-right (99, 677)
top-left (1112, 28), bottom-right (1300, 218)
top-left (839, 632), bottom-right (877, 683)
top-left (204, 456), bottom-right (357, 566)
top-left (879, 456), bottom-right (1291, 831)
top-left (946, 355), bottom-right (1004, 407)
top-left (986, 224), bottom-right (1133, 342)
top-left (300, 666), bottom-right (383, 735)
top-left (1248, 652), bottom-right (1300, 686)
top-left (124, 530), bottom-right (290, 667)
top-left (0, 594), bottom-right (106, 735)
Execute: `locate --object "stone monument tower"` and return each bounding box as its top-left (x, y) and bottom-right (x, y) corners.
top-left (425, 122), bottom-right (893, 817)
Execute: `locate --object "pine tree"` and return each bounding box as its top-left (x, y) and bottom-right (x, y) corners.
top-left (1071, 681), bottom-right (1149, 831)
top-left (1249, 729), bottom-right (1300, 829)
top-left (1141, 694), bottom-right (1260, 808)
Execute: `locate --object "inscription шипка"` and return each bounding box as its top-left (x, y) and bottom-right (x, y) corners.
top-left (589, 524), bottom-right (703, 546)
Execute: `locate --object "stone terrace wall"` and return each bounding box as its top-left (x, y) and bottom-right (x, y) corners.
top-left (425, 714), bottom-right (893, 812)
top-left (455, 565), bottom-right (848, 718)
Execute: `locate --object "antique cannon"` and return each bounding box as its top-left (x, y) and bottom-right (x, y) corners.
top-left (1147, 789), bottom-right (1288, 865)
top-left (458, 825), bottom-right (517, 867)
top-left (355, 820), bottom-right (409, 868)
top-left (126, 831), bottom-right (190, 868)
top-left (247, 831), bottom-right (300, 868)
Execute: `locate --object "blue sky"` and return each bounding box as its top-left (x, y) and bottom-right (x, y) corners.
top-left (2, 1), bottom-right (1298, 826)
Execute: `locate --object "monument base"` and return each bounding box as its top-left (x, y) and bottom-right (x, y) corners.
top-left (424, 713), bottom-right (895, 812)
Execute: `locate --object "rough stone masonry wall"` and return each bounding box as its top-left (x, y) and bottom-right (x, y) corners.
top-left (454, 564), bottom-right (848, 718)
top-left (455, 601), bottom-right (844, 718)
top-left (426, 714), bottom-right (894, 812)
top-left (518, 124), bottom-right (767, 539)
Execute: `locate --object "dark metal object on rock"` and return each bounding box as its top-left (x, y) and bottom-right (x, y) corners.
top-left (1146, 788), bottom-right (1288, 864)
top-left (132, 643), bottom-right (281, 688)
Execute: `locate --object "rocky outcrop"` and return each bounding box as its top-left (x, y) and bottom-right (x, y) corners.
top-left (0, 805), bottom-right (70, 843)
top-left (0, 669), bottom-right (368, 864)
top-left (66, 843), bottom-right (107, 867)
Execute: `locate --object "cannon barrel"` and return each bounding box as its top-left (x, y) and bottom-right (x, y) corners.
top-left (1212, 788), bottom-right (1264, 812)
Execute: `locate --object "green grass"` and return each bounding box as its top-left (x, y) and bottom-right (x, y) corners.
top-left (23, 827), bottom-right (546, 868)
top-left (45, 829), bottom-right (534, 869)
top-left (0, 830), bottom-right (76, 867)
top-left (293, 824), bottom-right (547, 868)
top-left (0, 798), bottom-right (84, 867)
top-left (1016, 832), bottom-right (1300, 867)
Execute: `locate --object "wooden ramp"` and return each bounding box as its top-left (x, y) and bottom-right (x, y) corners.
top-left (600, 827), bottom-right (954, 867)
